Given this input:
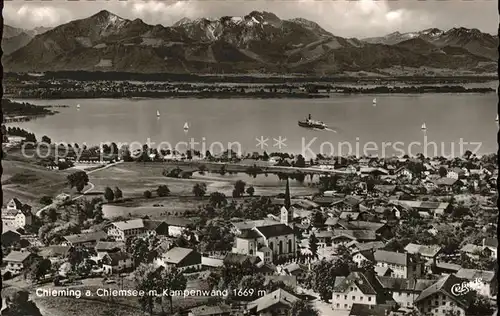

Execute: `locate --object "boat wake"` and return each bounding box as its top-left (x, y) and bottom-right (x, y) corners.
top-left (312, 127), bottom-right (338, 133)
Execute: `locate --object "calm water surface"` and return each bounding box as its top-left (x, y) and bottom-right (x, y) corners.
top-left (10, 93), bottom-right (497, 158)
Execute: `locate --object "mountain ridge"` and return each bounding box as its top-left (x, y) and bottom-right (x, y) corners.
top-left (3, 10), bottom-right (497, 75)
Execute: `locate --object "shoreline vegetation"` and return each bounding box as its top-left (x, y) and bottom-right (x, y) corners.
top-left (2, 99), bottom-right (62, 123)
top-left (5, 85), bottom-right (494, 100)
top-left (4, 71), bottom-right (497, 83)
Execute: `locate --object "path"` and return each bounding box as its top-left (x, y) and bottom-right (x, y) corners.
top-left (35, 161), bottom-right (123, 217)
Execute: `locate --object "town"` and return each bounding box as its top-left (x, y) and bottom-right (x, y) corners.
top-left (1, 129), bottom-right (498, 316)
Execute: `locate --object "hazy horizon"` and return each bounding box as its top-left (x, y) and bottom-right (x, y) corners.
top-left (4, 0), bottom-right (498, 38)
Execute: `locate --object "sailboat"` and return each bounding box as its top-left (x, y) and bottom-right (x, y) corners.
top-left (372, 98), bottom-right (377, 105)
top-left (421, 123), bottom-right (427, 130)
top-left (183, 122), bottom-right (189, 131)
top-left (77, 104), bottom-right (81, 109)
top-left (496, 114), bottom-right (499, 122)
top-left (156, 110), bottom-right (160, 117)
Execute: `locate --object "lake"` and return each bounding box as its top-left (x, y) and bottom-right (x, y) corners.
top-left (9, 93), bottom-right (498, 158)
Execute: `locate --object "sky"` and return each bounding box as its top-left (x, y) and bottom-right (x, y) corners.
top-left (4, 0), bottom-right (498, 38)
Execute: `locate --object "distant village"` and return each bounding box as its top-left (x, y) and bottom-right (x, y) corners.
top-left (2, 129), bottom-right (498, 316)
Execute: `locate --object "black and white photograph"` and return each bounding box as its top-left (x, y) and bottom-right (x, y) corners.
top-left (1, 0), bottom-right (498, 315)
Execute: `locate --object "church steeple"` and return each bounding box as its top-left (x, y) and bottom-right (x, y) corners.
top-left (284, 177), bottom-right (291, 210)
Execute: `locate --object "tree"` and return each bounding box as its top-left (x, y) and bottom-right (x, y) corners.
top-left (126, 235), bottom-right (160, 266)
top-left (39, 196), bottom-right (53, 205)
top-left (438, 166), bottom-right (448, 177)
top-left (67, 171), bottom-right (89, 193)
top-left (238, 274), bottom-right (266, 300)
top-left (28, 258), bottom-right (52, 282)
top-left (209, 192), bottom-right (227, 208)
top-left (309, 233), bottom-right (319, 259)
top-left (233, 180), bottom-right (246, 197)
top-left (193, 183), bottom-right (207, 198)
top-left (157, 266), bottom-right (187, 313)
top-left (157, 185), bottom-right (170, 197)
top-left (114, 187), bottom-right (123, 200)
top-left (67, 247), bottom-right (88, 269)
top-left (41, 135), bottom-right (51, 144)
top-left (295, 154), bottom-right (306, 168)
top-left (143, 190), bottom-right (152, 199)
top-left (246, 186), bottom-right (255, 197)
top-left (3, 289), bottom-right (42, 316)
top-left (104, 187), bottom-right (115, 202)
top-left (288, 300), bottom-right (320, 316)
top-left (310, 259), bottom-right (336, 301)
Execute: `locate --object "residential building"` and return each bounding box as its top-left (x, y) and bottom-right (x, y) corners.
top-left (4, 250), bottom-right (36, 275)
top-left (62, 231), bottom-right (107, 247)
top-left (331, 272), bottom-right (385, 310)
top-left (2, 198), bottom-right (32, 229)
top-left (404, 243), bottom-right (442, 267)
top-left (482, 238), bottom-right (498, 259)
top-left (107, 219), bottom-right (145, 241)
top-left (447, 168), bottom-right (466, 180)
top-left (38, 246), bottom-right (72, 264)
top-left (414, 274), bottom-right (472, 316)
top-left (1, 228), bottom-right (21, 248)
top-left (188, 305), bottom-right (231, 316)
top-left (460, 243), bottom-right (491, 259)
top-left (246, 288), bottom-right (299, 315)
top-left (163, 217), bottom-right (193, 237)
top-left (376, 276), bottom-right (435, 308)
top-left (157, 247), bottom-right (202, 271)
top-left (454, 268), bottom-right (497, 298)
top-left (349, 304), bottom-right (396, 316)
top-left (374, 250), bottom-right (423, 279)
top-left (102, 251), bottom-right (134, 274)
top-left (389, 200), bottom-right (450, 218)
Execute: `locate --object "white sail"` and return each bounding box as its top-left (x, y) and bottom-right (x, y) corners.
top-left (77, 104), bottom-right (81, 108)
top-left (372, 98), bottom-right (377, 104)
top-left (496, 114), bottom-right (499, 122)
top-left (156, 110), bottom-right (160, 117)
top-left (421, 123), bottom-right (427, 130)
top-left (183, 122), bottom-right (189, 130)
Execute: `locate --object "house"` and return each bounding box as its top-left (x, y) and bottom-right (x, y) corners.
top-left (376, 276), bottom-right (435, 308)
top-left (1, 228), bottom-right (21, 248)
top-left (460, 243), bottom-right (490, 259)
top-left (106, 219), bottom-right (145, 241)
top-left (332, 197), bottom-right (363, 212)
top-left (163, 217), bottom-right (193, 237)
top-left (414, 274), bottom-right (473, 316)
top-left (331, 272), bottom-right (386, 310)
top-left (389, 200), bottom-right (450, 218)
top-left (102, 251), bottom-right (134, 274)
top-left (157, 247), bottom-right (202, 271)
top-left (38, 246), bottom-right (72, 264)
top-left (4, 250), bottom-right (36, 275)
top-left (394, 167), bottom-right (413, 180)
top-left (332, 230), bottom-right (377, 248)
top-left (352, 250), bottom-right (375, 267)
top-left (94, 241), bottom-right (125, 253)
top-left (432, 262), bottom-right (462, 275)
top-left (447, 168), bottom-right (466, 180)
top-left (482, 238), bottom-right (497, 259)
top-left (349, 241), bottom-right (386, 254)
top-left (454, 268), bottom-right (497, 298)
top-left (404, 243), bottom-right (442, 266)
top-left (349, 303), bottom-right (396, 316)
top-left (223, 253), bottom-right (261, 267)
top-left (324, 217), bottom-right (339, 231)
top-left (188, 305), bottom-right (231, 316)
top-left (281, 263), bottom-right (307, 280)
top-left (360, 167), bottom-right (389, 176)
top-left (2, 198), bottom-right (33, 229)
top-left (264, 275), bottom-right (297, 290)
top-left (62, 231), bottom-right (107, 247)
top-left (246, 288), bottom-right (299, 315)
top-left (232, 224), bottom-right (296, 262)
top-left (374, 250), bottom-right (423, 279)
top-left (143, 220), bottom-right (169, 236)
top-left (431, 178), bottom-right (458, 192)
top-left (336, 220), bottom-right (391, 239)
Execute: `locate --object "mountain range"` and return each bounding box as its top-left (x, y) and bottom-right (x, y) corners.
top-left (3, 10), bottom-right (497, 75)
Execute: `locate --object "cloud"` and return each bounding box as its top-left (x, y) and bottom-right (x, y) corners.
top-left (3, 0), bottom-right (496, 37)
top-left (4, 4), bottom-right (74, 29)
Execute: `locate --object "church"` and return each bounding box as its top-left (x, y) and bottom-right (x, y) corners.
top-left (231, 179), bottom-right (297, 263)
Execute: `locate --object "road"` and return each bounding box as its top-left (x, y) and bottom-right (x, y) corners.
top-left (35, 161), bottom-right (123, 217)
